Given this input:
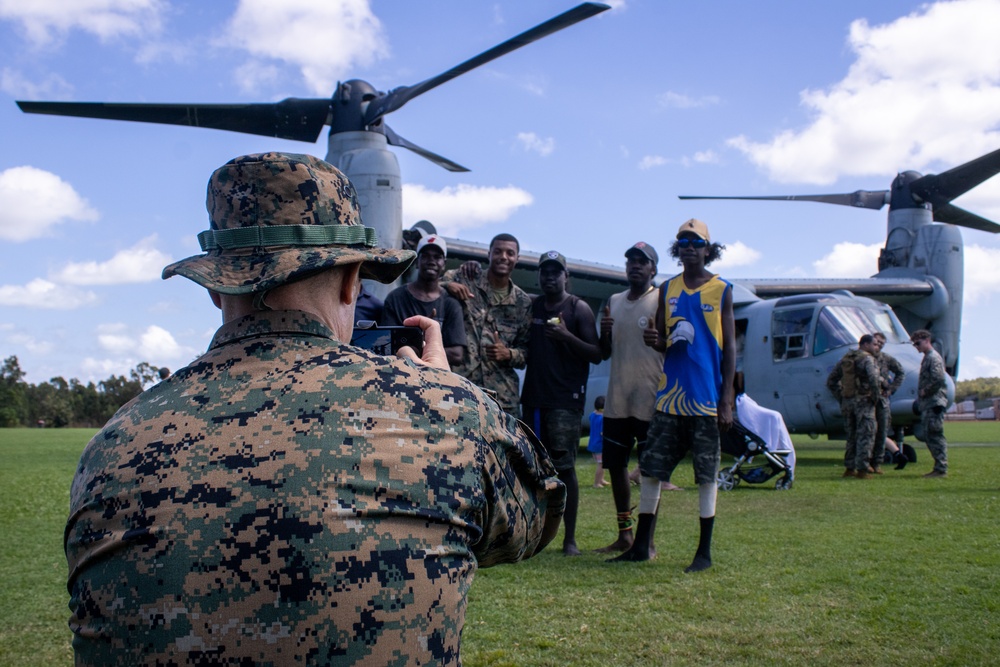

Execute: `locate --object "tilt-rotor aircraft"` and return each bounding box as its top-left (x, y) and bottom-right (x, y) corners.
top-left (677, 147), bottom-right (1000, 441)
top-left (15, 2), bottom-right (1000, 445)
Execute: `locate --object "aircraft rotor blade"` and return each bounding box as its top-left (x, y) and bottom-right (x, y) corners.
top-left (909, 146), bottom-right (1000, 208)
top-left (363, 2), bottom-right (610, 126)
top-left (931, 203), bottom-right (1000, 233)
top-left (678, 190), bottom-right (889, 210)
top-left (383, 125), bottom-right (469, 172)
top-left (17, 98), bottom-right (331, 142)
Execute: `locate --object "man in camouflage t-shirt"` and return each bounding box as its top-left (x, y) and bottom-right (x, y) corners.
top-left (443, 233), bottom-right (532, 417)
top-left (65, 153), bottom-right (565, 666)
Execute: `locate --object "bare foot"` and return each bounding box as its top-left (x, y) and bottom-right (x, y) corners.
top-left (662, 482), bottom-right (683, 491)
top-left (593, 533), bottom-right (633, 554)
top-left (563, 542), bottom-right (582, 557)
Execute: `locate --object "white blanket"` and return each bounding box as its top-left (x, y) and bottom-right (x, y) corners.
top-left (735, 393), bottom-right (796, 472)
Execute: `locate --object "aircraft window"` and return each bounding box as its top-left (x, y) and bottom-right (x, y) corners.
top-left (869, 310), bottom-right (906, 343)
top-left (771, 307), bottom-right (812, 361)
top-left (813, 305), bottom-right (878, 356)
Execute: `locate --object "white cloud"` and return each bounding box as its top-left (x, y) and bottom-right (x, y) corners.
top-left (657, 91), bottom-right (720, 109)
top-left (713, 241), bottom-right (762, 270)
top-left (638, 155), bottom-right (668, 170)
top-left (1, 67), bottom-right (73, 99)
top-left (96, 323), bottom-right (195, 362)
top-left (0, 0), bottom-right (166, 47)
top-left (0, 166), bottom-right (99, 241)
top-left (0, 278), bottom-right (98, 308)
top-left (812, 242), bottom-right (882, 278)
top-left (219, 0), bottom-right (387, 95)
top-left (53, 236), bottom-right (172, 285)
top-left (961, 355), bottom-right (1000, 379)
top-left (963, 243), bottom-right (1000, 304)
top-left (4, 332), bottom-right (53, 355)
top-left (727, 0), bottom-right (1000, 187)
top-left (402, 183), bottom-right (533, 236)
top-left (516, 132), bottom-right (555, 157)
top-left (693, 150), bottom-right (719, 164)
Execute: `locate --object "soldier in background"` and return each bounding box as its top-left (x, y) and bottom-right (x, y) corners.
top-left (911, 328), bottom-right (949, 478)
top-left (871, 332), bottom-right (905, 473)
top-left (826, 334), bottom-right (881, 479)
top-left (65, 153), bottom-right (564, 666)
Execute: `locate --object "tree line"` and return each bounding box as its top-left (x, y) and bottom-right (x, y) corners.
top-left (2, 353), bottom-right (997, 429)
top-left (0, 355), bottom-right (163, 428)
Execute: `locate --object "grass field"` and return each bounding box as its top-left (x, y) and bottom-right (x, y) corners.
top-left (1, 424), bottom-right (997, 666)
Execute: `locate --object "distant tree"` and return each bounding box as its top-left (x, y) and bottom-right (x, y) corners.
top-left (0, 356), bottom-right (28, 426)
top-left (955, 377), bottom-right (1000, 403)
top-left (26, 378), bottom-right (74, 428)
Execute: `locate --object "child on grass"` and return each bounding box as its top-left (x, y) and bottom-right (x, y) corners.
top-left (588, 396), bottom-right (609, 488)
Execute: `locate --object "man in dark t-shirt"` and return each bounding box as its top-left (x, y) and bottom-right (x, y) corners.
top-left (382, 234), bottom-right (467, 367)
top-left (521, 250), bottom-right (602, 556)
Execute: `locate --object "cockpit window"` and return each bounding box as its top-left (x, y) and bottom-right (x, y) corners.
top-left (812, 305), bottom-right (895, 356)
top-left (868, 310), bottom-right (907, 343)
top-left (771, 307), bottom-right (812, 361)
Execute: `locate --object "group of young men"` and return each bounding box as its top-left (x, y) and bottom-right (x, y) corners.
top-left (379, 217), bottom-right (736, 572)
top-left (826, 328), bottom-right (950, 478)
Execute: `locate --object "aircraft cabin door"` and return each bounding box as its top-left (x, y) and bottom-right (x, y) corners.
top-left (768, 306), bottom-right (823, 432)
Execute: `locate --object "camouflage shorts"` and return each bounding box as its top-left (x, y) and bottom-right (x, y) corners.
top-left (523, 407), bottom-right (583, 472)
top-left (641, 412), bottom-right (720, 485)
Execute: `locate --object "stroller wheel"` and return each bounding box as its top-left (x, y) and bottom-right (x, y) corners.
top-left (775, 476), bottom-right (793, 491)
top-left (717, 470), bottom-right (738, 491)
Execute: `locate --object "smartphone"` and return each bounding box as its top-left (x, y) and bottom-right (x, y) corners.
top-left (351, 322), bottom-right (424, 357)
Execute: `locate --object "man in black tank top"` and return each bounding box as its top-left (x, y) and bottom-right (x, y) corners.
top-left (521, 250), bottom-right (602, 556)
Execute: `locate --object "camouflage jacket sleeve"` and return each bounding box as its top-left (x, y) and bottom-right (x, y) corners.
top-left (472, 397), bottom-right (566, 566)
top-left (859, 353), bottom-right (881, 398)
top-left (881, 353), bottom-right (905, 395)
top-left (505, 289), bottom-right (532, 371)
top-left (919, 350), bottom-right (949, 408)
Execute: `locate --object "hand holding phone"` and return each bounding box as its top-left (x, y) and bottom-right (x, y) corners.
top-left (351, 322), bottom-right (424, 358)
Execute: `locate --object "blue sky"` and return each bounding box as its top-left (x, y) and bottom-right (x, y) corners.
top-left (2, 0), bottom-right (1000, 384)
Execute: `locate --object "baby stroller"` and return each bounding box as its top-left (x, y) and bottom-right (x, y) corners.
top-left (717, 421), bottom-right (794, 491)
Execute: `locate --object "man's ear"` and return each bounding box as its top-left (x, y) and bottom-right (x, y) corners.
top-left (210, 290), bottom-right (222, 309)
top-left (340, 263), bottom-right (363, 306)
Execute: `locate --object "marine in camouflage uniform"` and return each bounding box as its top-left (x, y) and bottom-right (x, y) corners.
top-left (912, 329), bottom-right (949, 476)
top-left (872, 333), bottom-right (905, 470)
top-left (65, 153), bottom-right (565, 666)
top-left (442, 236), bottom-right (532, 416)
top-left (826, 336), bottom-right (881, 477)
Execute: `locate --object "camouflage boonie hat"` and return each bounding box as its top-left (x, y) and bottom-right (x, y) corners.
top-left (163, 152), bottom-right (415, 294)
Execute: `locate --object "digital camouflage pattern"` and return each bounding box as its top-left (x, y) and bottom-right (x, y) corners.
top-left (162, 152), bottom-right (413, 294)
top-left (827, 350), bottom-right (880, 470)
top-left (66, 310), bottom-right (564, 666)
top-left (442, 268), bottom-right (531, 415)
top-left (917, 346), bottom-right (949, 473)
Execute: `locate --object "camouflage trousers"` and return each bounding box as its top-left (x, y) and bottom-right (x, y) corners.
top-left (642, 412), bottom-right (720, 486)
top-left (842, 397), bottom-right (876, 472)
top-left (524, 407), bottom-right (583, 472)
top-left (921, 406), bottom-right (948, 473)
top-left (873, 396), bottom-right (891, 467)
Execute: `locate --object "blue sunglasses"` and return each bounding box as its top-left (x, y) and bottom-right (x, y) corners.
top-left (676, 238), bottom-right (708, 249)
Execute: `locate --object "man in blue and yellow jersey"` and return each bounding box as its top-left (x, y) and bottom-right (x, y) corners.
top-left (610, 219), bottom-right (735, 572)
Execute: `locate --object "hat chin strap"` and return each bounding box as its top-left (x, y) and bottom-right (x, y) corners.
top-left (252, 290), bottom-right (272, 311)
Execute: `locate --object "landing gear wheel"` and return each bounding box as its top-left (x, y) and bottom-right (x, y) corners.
top-left (717, 469), bottom-right (737, 491)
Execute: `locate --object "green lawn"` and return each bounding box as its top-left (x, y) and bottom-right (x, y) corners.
top-left (2, 424), bottom-right (998, 666)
